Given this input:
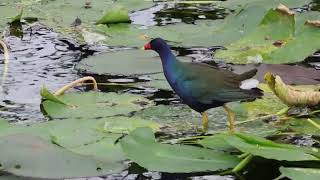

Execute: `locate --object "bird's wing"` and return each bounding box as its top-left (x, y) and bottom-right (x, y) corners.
top-left (179, 62), bottom-right (258, 104)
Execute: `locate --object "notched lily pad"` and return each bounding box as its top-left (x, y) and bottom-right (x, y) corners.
top-left (42, 91), bottom-right (153, 119)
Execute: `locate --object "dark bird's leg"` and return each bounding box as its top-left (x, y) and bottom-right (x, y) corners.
top-left (223, 105), bottom-right (235, 132)
top-left (201, 112), bottom-right (209, 132)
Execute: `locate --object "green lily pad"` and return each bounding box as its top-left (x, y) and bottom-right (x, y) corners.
top-left (141, 73), bottom-right (171, 90)
top-left (103, 116), bottom-right (161, 134)
top-left (0, 118), bottom-right (128, 169)
top-left (95, 5), bottom-right (268, 47)
top-left (278, 167), bottom-right (320, 180)
top-left (215, 7), bottom-right (295, 64)
top-left (216, 0), bottom-right (313, 10)
top-left (282, 117), bottom-right (320, 136)
top-left (198, 133), bottom-right (235, 152)
top-left (222, 133), bottom-right (319, 161)
top-left (42, 91), bottom-right (153, 119)
top-left (120, 127), bottom-right (240, 173)
top-left (0, 134), bottom-right (126, 179)
top-left (265, 22), bottom-right (320, 64)
top-left (96, 5), bottom-right (130, 24)
top-left (75, 50), bottom-right (162, 76)
top-left (49, 118), bottom-right (109, 148)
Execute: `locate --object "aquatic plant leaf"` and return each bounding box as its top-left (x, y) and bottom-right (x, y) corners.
top-left (0, 118), bottom-right (10, 131)
top-left (0, 118), bottom-right (128, 169)
top-left (215, 6), bottom-right (295, 64)
top-left (265, 21), bottom-right (320, 64)
top-left (0, 134), bottom-right (126, 179)
top-left (120, 127), bottom-right (240, 173)
top-left (278, 167), bottom-right (320, 180)
top-left (103, 116), bottom-right (161, 134)
top-left (96, 6), bottom-right (130, 24)
top-left (42, 91), bottom-right (153, 119)
top-left (216, 0), bottom-right (313, 10)
top-left (265, 73), bottom-right (320, 106)
top-left (198, 133), bottom-right (235, 151)
top-left (95, 5), bottom-right (268, 47)
top-left (40, 86), bottom-right (67, 105)
top-left (222, 133), bottom-right (319, 161)
top-left (141, 73), bottom-right (171, 90)
top-left (49, 118), bottom-right (109, 148)
top-left (75, 50), bottom-right (162, 76)
top-left (281, 117), bottom-right (320, 136)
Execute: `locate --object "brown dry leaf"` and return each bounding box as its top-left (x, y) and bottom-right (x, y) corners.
top-left (276, 4), bottom-right (295, 16)
top-left (264, 72), bottom-right (320, 106)
top-left (305, 20), bottom-right (320, 27)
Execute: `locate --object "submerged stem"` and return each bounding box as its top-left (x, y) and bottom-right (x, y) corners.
top-left (54, 76), bottom-right (98, 96)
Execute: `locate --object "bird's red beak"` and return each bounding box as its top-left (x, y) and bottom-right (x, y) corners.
top-left (144, 43), bottom-right (151, 50)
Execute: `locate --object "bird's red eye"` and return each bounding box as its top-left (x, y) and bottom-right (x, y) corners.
top-left (144, 43), bottom-right (151, 50)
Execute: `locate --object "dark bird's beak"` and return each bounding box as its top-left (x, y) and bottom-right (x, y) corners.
top-left (144, 43), bottom-right (151, 50)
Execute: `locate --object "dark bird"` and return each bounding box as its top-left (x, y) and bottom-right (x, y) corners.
top-left (144, 38), bottom-right (263, 132)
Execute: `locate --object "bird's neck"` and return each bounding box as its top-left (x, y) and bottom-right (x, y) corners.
top-left (155, 46), bottom-right (177, 68)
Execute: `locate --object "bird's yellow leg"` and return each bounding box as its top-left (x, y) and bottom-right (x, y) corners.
top-left (223, 105), bottom-right (235, 132)
top-left (201, 112), bottom-right (209, 132)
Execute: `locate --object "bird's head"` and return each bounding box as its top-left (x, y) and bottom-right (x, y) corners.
top-left (144, 38), bottom-right (169, 53)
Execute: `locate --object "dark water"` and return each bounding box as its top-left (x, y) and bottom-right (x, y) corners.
top-left (0, 1), bottom-right (320, 180)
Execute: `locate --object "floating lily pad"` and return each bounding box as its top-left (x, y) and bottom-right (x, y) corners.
top-left (266, 21), bottom-right (320, 64)
top-left (75, 50), bottom-right (162, 76)
top-left (96, 5), bottom-right (130, 24)
top-left (0, 118), bottom-right (129, 169)
top-left (120, 127), bottom-right (240, 173)
top-left (222, 133), bottom-right (319, 161)
top-left (0, 134), bottom-right (126, 179)
top-left (141, 73), bottom-right (171, 90)
top-left (282, 117), bottom-right (320, 136)
top-left (278, 167), bottom-right (320, 180)
top-left (215, 7), bottom-right (295, 64)
top-left (103, 116), bottom-right (161, 134)
top-left (49, 118), bottom-right (109, 148)
top-left (95, 5), bottom-right (268, 47)
top-left (215, 6), bottom-right (320, 64)
top-left (42, 91), bottom-right (153, 119)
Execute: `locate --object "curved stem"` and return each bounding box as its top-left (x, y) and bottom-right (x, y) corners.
top-left (54, 76), bottom-right (98, 96)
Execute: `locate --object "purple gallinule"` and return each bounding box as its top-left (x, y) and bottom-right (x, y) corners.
top-left (144, 38), bottom-right (263, 132)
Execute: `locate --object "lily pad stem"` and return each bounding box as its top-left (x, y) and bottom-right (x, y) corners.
top-left (232, 154), bottom-right (253, 173)
top-left (0, 39), bottom-right (9, 64)
top-left (54, 76), bottom-right (98, 96)
top-left (0, 39), bottom-right (9, 88)
top-left (306, 118), bottom-right (320, 130)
